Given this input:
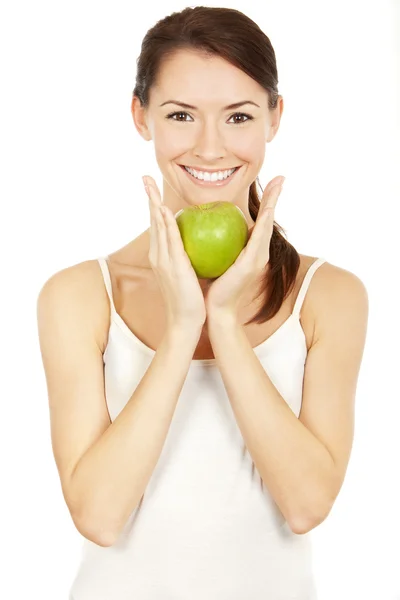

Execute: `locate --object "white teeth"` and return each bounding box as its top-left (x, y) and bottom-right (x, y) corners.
top-left (184, 166), bottom-right (236, 181)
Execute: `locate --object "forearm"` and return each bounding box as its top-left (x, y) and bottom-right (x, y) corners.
top-left (71, 324), bottom-right (202, 546)
top-left (207, 313), bottom-right (336, 533)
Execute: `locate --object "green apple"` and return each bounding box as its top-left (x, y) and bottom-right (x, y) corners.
top-left (175, 201), bottom-right (249, 278)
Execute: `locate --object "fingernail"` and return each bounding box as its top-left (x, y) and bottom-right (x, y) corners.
top-left (142, 176), bottom-right (149, 195)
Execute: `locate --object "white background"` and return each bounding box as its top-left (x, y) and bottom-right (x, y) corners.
top-left (1, 0), bottom-right (399, 598)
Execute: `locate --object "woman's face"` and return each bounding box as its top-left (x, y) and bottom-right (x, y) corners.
top-left (132, 50), bottom-right (283, 226)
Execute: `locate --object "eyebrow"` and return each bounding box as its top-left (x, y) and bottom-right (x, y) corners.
top-left (159, 100), bottom-right (260, 110)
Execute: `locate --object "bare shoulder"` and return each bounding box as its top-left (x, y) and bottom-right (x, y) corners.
top-left (308, 260), bottom-right (369, 345)
top-left (37, 259), bottom-right (111, 353)
top-left (309, 259), bottom-right (368, 301)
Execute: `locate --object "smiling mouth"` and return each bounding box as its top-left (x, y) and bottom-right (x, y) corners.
top-left (179, 164), bottom-right (241, 182)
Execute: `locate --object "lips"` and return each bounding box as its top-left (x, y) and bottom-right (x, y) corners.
top-left (179, 164), bottom-right (240, 177)
top-left (178, 164), bottom-right (242, 189)
top-left (180, 165), bottom-right (239, 173)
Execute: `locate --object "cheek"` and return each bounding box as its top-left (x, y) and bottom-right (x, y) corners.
top-left (232, 135), bottom-right (265, 160)
top-left (153, 128), bottom-right (189, 157)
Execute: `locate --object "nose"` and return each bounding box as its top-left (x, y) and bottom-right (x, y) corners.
top-left (193, 120), bottom-right (226, 163)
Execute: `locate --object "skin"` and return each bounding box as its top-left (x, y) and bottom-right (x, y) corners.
top-left (131, 49), bottom-right (284, 294)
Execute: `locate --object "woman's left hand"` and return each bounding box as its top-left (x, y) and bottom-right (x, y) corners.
top-left (204, 175), bottom-right (285, 320)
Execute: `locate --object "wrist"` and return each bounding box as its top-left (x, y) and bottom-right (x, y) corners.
top-left (206, 308), bottom-right (238, 329)
top-left (166, 320), bottom-right (204, 339)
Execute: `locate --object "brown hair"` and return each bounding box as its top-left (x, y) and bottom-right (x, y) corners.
top-left (132, 6), bottom-right (300, 326)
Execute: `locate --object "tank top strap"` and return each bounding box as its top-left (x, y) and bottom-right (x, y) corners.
top-left (97, 256), bottom-right (116, 315)
top-left (292, 257), bottom-right (326, 319)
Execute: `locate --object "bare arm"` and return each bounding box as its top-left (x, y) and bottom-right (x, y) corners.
top-left (70, 325), bottom-right (201, 546)
top-left (37, 261), bottom-right (203, 548)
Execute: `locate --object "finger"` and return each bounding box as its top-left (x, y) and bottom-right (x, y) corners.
top-left (243, 204), bottom-right (274, 264)
top-left (260, 181), bottom-right (283, 217)
top-left (260, 176), bottom-right (284, 206)
top-left (145, 176), bottom-right (163, 206)
top-left (263, 175), bottom-right (285, 197)
top-left (145, 175), bottom-right (165, 262)
top-left (162, 206), bottom-right (190, 268)
top-left (160, 206), bottom-right (174, 258)
top-left (156, 205), bottom-right (170, 266)
top-left (250, 209), bottom-right (272, 246)
top-left (146, 178), bottom-right (169, 266)
top-left (145, 179), bottom-right (159, 261)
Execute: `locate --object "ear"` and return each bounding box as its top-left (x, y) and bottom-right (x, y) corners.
top-left (266, 95), bottom-right (284, 143)
top-left (131, 96), bottom-right (152, 141)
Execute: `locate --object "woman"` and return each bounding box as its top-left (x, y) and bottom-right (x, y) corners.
top-left (37, 6), bottom-right (369, 599)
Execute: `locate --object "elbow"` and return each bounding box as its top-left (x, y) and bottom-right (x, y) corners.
top-left (289, 505), bottom-right (332, 535)
top-left (289, 515), bottom-right (321, 535)
top-left (65, 471), bottom-right (118, 547)
top-left (289, 483), bottom-right (336, 535)
top-left (72, 510), bottom-right (117, 547)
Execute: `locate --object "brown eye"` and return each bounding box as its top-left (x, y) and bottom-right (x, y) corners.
top-left (229, 112), bottom-right (253, 124)
top-left (166, 111), bottom-right (191, 122)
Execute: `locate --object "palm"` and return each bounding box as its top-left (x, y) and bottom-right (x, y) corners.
top-left (204, 240), bottom-right (254, 310)
top-left (203, 175), bottom-right (284, 316)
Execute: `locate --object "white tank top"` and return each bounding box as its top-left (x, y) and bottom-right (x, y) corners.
top-left (69, 256), bottom-right (326, 600)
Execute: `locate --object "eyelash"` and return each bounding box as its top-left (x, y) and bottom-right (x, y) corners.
top-left (166, 111), bottom-right (254, 124)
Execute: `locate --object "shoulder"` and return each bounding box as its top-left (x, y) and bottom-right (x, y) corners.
top-left (309, 259), bottom-right (368, 303)
top-left (308, 260), bottom-right (369, 345)
top-left (38, 258), bottom-right (108, 299)
top-left (37, 259), bottom-right (111, 353)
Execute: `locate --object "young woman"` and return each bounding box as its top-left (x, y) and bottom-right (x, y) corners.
top-left (37, 6), bottom-right (369, 599)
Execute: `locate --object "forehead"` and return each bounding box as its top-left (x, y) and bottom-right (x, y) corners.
top-left (152, 50), bottom-right (265, 107)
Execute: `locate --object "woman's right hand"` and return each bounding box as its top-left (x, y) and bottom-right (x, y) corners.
top-left (144, 175), bottom-right (207, 330)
